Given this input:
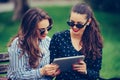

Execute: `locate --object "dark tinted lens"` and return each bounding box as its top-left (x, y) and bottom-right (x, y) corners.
top-left (67, 21), bottom-right (75, 27)
top-left (39, 29), bottom-right (45, 35)
top-left (47, 26), bottom-right (52, 31)
top-left (39, 26), bottom-right (52, 35)
top-left (76, 23), bottom-right (84, 28)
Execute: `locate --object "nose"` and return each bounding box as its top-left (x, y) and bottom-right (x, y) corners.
top-left (73, 25), bottom-right (77, 28)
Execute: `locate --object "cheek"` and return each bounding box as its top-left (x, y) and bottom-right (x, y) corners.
top-left (78, 26), bottom-right (87, 33)
top-left (82, 26), bottom-right (87, 31)
top-left (81, 27), bottom-right (86, 31)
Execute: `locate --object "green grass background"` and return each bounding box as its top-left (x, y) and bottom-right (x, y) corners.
top-left (0, 6), bottom-right (120, 79)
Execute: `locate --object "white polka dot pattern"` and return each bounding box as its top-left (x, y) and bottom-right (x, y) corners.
top-left (49, 30), bottom-right (102, 80)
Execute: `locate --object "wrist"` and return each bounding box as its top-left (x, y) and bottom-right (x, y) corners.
top-left (40, 68), bottom-right (45, 76)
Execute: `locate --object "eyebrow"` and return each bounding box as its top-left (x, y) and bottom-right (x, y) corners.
top-left (39, 26), bottom-right (50, 29)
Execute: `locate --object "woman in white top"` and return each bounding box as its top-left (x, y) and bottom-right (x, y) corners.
top-left (7, 8), bottom-right (59, 80)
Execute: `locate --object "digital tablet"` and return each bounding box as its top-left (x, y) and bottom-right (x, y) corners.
top-left (53, 55), bottom-right (85, 72)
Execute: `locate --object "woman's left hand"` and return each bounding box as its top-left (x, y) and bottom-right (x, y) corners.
top-left (40, 64), bottom-right (60, 77)
top-left (73, 60), bottom-right (87, 74)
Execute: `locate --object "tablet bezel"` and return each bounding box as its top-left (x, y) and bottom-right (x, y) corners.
top-left (52, 55), bottom-right (85, 72)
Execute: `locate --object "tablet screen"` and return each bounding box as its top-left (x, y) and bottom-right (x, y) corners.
top-left (53, 55), bottom-right (85, 72)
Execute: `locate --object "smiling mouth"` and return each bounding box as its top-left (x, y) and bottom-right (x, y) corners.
top-left (41, 35), bottom-right (46, 37)
top-left (72, 28), bottom-right (80, 32)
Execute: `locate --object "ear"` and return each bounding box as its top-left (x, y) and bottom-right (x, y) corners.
top-left (86, 18), bottom-right (92, 25)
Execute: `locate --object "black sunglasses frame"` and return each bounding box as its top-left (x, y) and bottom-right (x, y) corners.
top-left (67, 19), bottom-right (89, 29)
top-left (38, 26), bottom-right (52, 35)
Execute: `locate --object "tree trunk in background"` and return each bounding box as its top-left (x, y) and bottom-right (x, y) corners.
top-left (12, 0), bottom-right (30, 21)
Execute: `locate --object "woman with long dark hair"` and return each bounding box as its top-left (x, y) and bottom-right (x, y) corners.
top-left (7, 8), bottom-right (59, 80)
top-left (49, 3), bottom-right (103, 80)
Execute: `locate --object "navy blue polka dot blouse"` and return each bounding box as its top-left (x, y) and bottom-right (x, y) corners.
top-left (49, 30), bottom-right (102, 80)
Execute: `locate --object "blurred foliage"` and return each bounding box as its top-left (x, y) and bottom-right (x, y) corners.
top-left (0, 12), bottom-right (19, 52)
top-left (84, 0), bottom-right (120, 13)
top-left (94, 11), bottom-right (120, 78)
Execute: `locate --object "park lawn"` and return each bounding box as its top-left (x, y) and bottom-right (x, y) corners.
top-left (95, 11), bottom-right (120, 78)
top-left (0, 6), bottom-right (120, 78)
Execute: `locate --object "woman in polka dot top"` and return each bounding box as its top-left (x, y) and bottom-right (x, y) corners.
top-left (49, 3), bottom-right (103, 80)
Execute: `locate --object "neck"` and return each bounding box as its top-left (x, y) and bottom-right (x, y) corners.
top-left (70, 29), bottom-right (83, 40)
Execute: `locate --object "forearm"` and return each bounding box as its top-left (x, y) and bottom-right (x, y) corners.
top-left (14, 68), bottom-right (42, 79)
top-left (8, 48), bottom-right (42, 79)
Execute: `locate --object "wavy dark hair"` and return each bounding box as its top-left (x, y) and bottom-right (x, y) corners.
top-left (8, 8), bottom-right (53, 68)
top-left (71, 3), bottom-right (103, 60)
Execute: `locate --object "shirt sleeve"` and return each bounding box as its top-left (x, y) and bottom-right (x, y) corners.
top-left (86, 49), bottom-right (102, 79)
top-left (7, 38), bottom-right (42, 79)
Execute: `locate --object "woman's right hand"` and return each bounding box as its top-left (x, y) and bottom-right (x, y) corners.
top-left (40, 64), bottom-right (60, 77)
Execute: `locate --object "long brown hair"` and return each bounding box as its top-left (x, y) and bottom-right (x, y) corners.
top-left (8, 8), bottom-right (53, 68)
top-left (71, 3), bottom-right (103, 60)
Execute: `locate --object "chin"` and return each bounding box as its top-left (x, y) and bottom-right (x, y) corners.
top-left (73, 32), bottom-right (79, 35)
top-left (72, 30), bottom-right (80, 34)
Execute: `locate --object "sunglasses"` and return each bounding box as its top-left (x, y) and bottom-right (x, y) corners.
top-left (67, 19), bottom-right (88, 29)
top-left (38, 26), bottom-right (52, 35)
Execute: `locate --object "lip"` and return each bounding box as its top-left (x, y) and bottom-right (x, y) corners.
top-left (72, 28), bottom-right (80, 32)
top-left (41, 35), bottom-right (46, 37)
